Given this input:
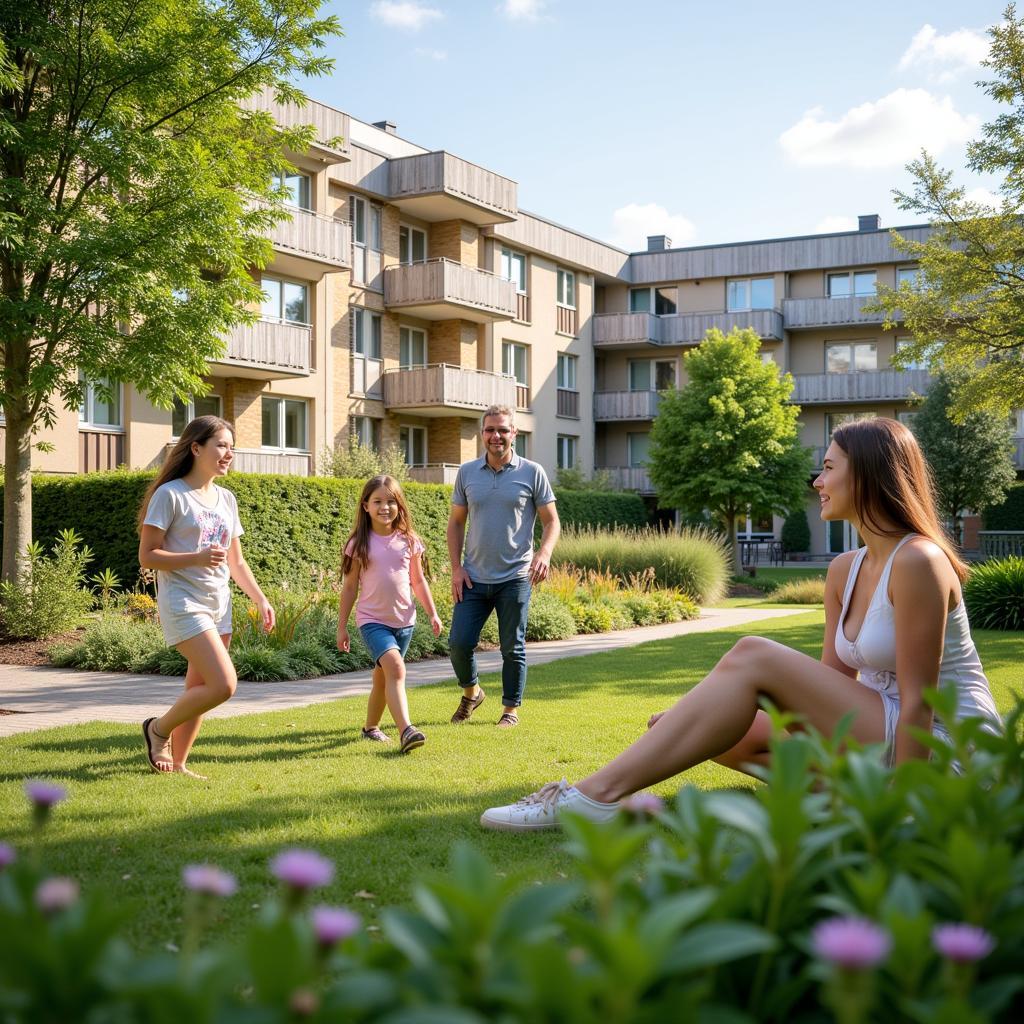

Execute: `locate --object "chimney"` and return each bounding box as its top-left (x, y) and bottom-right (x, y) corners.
top-left (857, 214), bottom-right (881, 232)
top-left (647, 234), bottom-right (671, 252)
top-left (372, 120), bottom-right (398, 135)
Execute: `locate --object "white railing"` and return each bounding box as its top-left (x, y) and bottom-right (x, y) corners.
top-left (382, 364), bottom-right (517, 411)
top-left (384, 259), bottom-right (517, 319)
top-left (790, 369), bottom-right (932, 404)
top-left (602, 466), bottom-right (655, 493)
top-left (593, 390), bottom-right (661, 420)
top-left (387, 151), bottom-right (517, 218)
top-left (219, 319), bottom-right (311, 374)
top-left (782, 295), bottom-right (892, 329)
top-left (407, 463), bottom-right (462, 485)
top-left (270, 207), bottom-right (351, 267)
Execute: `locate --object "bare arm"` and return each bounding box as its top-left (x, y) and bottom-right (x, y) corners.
top-left (139, 524), bottom-right (225, 572)
top-left (226, 537), bottom-right (275, 632)
top-left (821, 552), bottom-right (859, 677)
top-left (336, 558), bottom-right (361, 651)
top-left (530, 501), bottom-right (560, 584)
top-left (447, 503), bottom-right (471, 601)
top-left (410, 551), bottom-right (443, 635)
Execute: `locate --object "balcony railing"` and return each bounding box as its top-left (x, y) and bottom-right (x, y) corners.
top-left (515, 292), bottom-right (531, 323)
top-left (240, 88), bottom-right (350, 163)
top-left (270, 206), bottom-right (351, 268)
top-left (80, 430), bottom-right (125, 473)
top-left (514, 383), bottom-right (530, 410)
top-left (556, 305), bottom-right (578, 336)
top-left (384, 259), bottom-right (517, 322)
top-left (601, 466), bottom-right (656, 494)
top-left (213, 319), bottom-right (312, 377)
top-left (594, 390), bottom-right (661, 421)
top-left (789, 369), bottom-right (932, 404)
top-left (593, 309), bottom-right (784, 347)
top-left (162, 444), bottom-right (312, 477)
top-left (782, 295), bottom-right (891, 329)
top-left (381, 364), bottom-right (517, 414)
top-left (387, 151), bottom-right (516, 223)
top-left (407, 463), bottom-right (462, 485)
top-left (557, 388), bottom-right (580, 418)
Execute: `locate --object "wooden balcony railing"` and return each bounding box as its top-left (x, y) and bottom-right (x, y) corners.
top-left (80, 430), bottom-right (125, 473)
top-left (387, 151), bottom-right (517, 221)
top-left (515, 292), bottom-right (531, 323)
top-left (240, 88), bottom-right (349, 162)
top-left (782, 295), bottom-right (891, 329)
top-left (217, 318), bottom-right (312, 376)
top-left (514, 383), bottom-right (530, 410)
top-left (230, 448), bottom-right (312, 476)
top-left (601, 466), bottom-right (656, 494)
top-left (269, 207), bottom-right (351, 268)
top-left (407, 463), bottom-right (462, 485)
top-left (593, 309), bottom-right (784, 347)
top-left (789, 369), bottom-right (932, 404)
top-left (594, 390), bottom-right (661, 421)
top-left (382, 364), bottom-right (517, 413)
top-left (384, 259), bottom-right (517, 321)
top-left (557, 388), bottom-right (580, 418)
top-left (979, 531), bottom-right (1024, 559)
top-left (556, 305), bottom-right (578, 336)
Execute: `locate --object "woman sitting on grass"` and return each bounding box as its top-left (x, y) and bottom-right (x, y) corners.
top-left (481, 417), bottom-right (1001, 831)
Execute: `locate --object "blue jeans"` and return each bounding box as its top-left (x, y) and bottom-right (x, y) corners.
top-left (449, 576), bottom-right (532, 708)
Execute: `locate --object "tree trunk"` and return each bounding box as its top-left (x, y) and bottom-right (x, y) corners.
top-left (725, 513), bottom-right (740, 575)
top-left (2, 411), bottom-right (33, 584)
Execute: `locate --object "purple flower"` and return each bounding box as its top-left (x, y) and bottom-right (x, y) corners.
top-left (0, 842), bottom-right (15, 871)
top-left (622, 792), bottom-right (666, 816)
top-left (812, 917), bottom-right (892, 969)
top-left (932, 923), bottom-right (996, 963)
top-left (270, 849), bottom-right (334, 890)
top-left (182, 864), bottom-right (237, 898)
top-left (24, 780), bottom-right (67, 808)
top-left (311, 905), bottom-right (360, 947)
top-left (35, 876), bottom-right (80, 913)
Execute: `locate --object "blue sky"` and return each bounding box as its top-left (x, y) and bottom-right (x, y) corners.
top-left (307, 1), bottom-right (1009, 251)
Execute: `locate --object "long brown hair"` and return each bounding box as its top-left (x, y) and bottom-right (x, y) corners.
top-left (137, 415), bottom-right (234, 531)
top-left (831, 417), bottom-right (969, 580)
top-left (341, 475), bottom-right (422, 575)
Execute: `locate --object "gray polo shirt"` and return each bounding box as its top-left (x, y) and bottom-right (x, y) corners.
top-left (452, 452), bottom-right (556, 583)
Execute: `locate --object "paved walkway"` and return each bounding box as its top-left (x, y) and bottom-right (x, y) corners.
top-left (0, 607), bottom-right (810, 737)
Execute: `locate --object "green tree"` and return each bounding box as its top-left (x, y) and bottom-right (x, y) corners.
top-left (872, 4), bottom-right (1024, 420)
top-left (0, 0), bottom-right (340, 581)
top-left (781, 508), bottom-right (811, 555)
top-left (909, 369), bottom-right (1017, 546)
top-left (647, 327), bottom-right (812, 570)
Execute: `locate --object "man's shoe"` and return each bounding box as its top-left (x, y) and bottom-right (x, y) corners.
top-left (496, 711), bottom-right (519, 728)
top-left (480, 779), bottom-right (619, 832)
top-left (400, 725), bottom-right (426, 753)
top-left (451, 688), bottom-right (485, 724)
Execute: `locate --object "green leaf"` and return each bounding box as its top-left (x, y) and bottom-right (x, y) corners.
top-left (662, 922), bottom-right (778, 973)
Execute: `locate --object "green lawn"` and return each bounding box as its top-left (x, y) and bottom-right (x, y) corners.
top-left (2, 611), bottom-right (1020, 952)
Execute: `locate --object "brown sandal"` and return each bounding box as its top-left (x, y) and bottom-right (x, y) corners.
top-left (450, 688), bottom-right (486, 724)
top-left (496, 712), bottom-right (519, 729)
top-left (143, 718), bottom-right (173, 773)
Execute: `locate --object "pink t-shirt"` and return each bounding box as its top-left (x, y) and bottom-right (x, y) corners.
top-left (345, 531), bottom-right (425, 628)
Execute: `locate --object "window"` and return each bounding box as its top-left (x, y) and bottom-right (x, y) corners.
top-left (630, 287), bottom-right (677, 315)
top-left (502, 341), bottom-right (529, 385)
top-left (826, 342), bottom-right (877, 373)
top-left (895, 336), bottom-right (928, 371)
top-left (628, 359), bottom-right (676, 391)
top-left (350, 415), bottom-right (380, 449)
top-left (400, 425), bottom-right (427, 466)
top-left (500, 248), bottom-right (527, 292)
top-left (896, 266), bottom-right (921, 289)
top-left (261, 276), bottom-right (309, 324)
top-left (897, 410), bottom-right (918, 431)
top-left (556, 434), bottom-right (578, 471)
top-left (726, 277), bottom-right (774, 311)
top-left (827, 271), bottom-right (877, 298)
top-left (557, 352), bottom-right (577, 390)
top-left (400, 327), bottom-right (427, 368)
top-left (351, 195), bottom-right (381, 249)
top-left (627, 432), bottom-right (650, 467)
top-left (399, 225), bottom-right (427, 265)
top-left (271, 169), bottom-right (311, 210)
top-left (556, 268), bottom-right (576, 308)
top-left (514, 431), bottom-right (529, 458)
top-left (262, 397), bottom-right (307, 451)
top-left (352, 308), bottom-right (382, 358)
top-left (760, 350), bottom-right (776, 364)
top-left (79, 377), bottom-right (122, 429)
top-left (172, 395), bottom-right (222, 437)
top-left (826, 411), bottom-right (877, 441)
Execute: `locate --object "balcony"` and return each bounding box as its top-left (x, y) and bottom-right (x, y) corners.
top-left (240, 88), bottom-right (350, 164)
top-left (593, 309), bottom-right (785, 349)
top-left (384, 259), bottom-right (517, 323)
top-left (557, 388), bottom-right (580, 418)
top-left (789, 369), bottom-right (932, 405)
top-left (387, 151), bottom-right (516, 225)
top-left (782, 296), bottom-right (891, 330)
top-left (381, 364), bottom-right (518, 417)
top-left (407, 463), bottom-right (462, 485)
top-left (210, 319), bottom-right (312, 380)
top-left (269, 206), bottom-right (351, 272)
top-left (594, 390), bottom-right (661, 421)
top-left (162, 445), bottom-right (312, 476)
top-left (601, 466), bottom-right (656, 494)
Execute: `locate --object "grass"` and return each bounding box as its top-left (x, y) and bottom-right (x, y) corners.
top-left (1, 611), bottom-right (1020, 954)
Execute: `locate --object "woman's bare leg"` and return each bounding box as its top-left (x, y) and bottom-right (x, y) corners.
top-left (377, 649), bottom-right (412, 735)
top-left (711, 708), bottom-right (777, 775)
top-left (153, 630), bottom-right (237, 742)
top-left (365, 664), bottom-right (387, 729)
top-left (577, 636), bottom-right (885, 803)
top-left (170, 633), bottom-right (232, 769)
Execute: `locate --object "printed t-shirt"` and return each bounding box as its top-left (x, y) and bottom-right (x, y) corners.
top-left (345, 531), bottom-right (425, 628)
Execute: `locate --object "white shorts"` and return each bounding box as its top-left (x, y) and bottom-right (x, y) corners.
top-left (157, 593), bottom-right (232, 647)
top-left (876, 688), bottom-right (953, 768)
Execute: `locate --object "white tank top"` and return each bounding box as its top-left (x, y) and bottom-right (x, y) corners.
top-left (834, 534), bottom-right (1000, 730)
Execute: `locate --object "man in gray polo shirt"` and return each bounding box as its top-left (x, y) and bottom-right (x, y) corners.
top-left (447, 404), bottom-right (560, 728)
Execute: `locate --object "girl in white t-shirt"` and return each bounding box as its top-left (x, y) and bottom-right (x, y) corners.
top-left (337, 475), bottom-right (442, 754)
top-left (138, 416), bottom-right (275, 778)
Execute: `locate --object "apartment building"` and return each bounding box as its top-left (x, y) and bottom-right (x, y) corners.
top-left (34, 92), bottom-right (1024, 556)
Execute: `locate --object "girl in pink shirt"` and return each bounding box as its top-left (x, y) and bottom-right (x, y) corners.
top-left (337, 475), bottom-right (442, 753)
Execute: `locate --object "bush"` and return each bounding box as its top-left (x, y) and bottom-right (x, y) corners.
top-left (781, 509), bottom-right (811, 554)
top-left (50, 615), bottom-right (165, 672)
top-left (771, 578), bottom-right (826, 604)
top-left (551, 489), bottom-right (647, 531)
top-left (621, 592), bottom-right (661, 626)
top-left (319, 436), bottom-right (408, 481)
top-left (964, 556), bottom-right (1024, 630)
top-left (650, 589), bottom-right (699, 622)
top-left (0, 529), bottom-right (95, 639)
top-left (120, 592), bottom-right (157, 623)
top-left (982, 481), bottom-right (1024, 530)
top-left (524, 591), bottom-right (577, 641)
top-left (598, 595), bottom-right (635, 631)
top-left (232, 645), bottom-right (296, 682)
top-left (554, 525), bottom-right (730, 604)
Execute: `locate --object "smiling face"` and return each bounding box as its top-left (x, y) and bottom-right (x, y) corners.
top-left (813, 441), bottom-right (854, 522)
top-left (481, 412), bottom-right (517, 464)
top-left (191, 427), bottom-right (234, 478)
top-left (363, 486), bottom-right (399, 531)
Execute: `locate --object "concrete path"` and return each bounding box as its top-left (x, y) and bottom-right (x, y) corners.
top-left (0, 606), bottom-right (811, 737)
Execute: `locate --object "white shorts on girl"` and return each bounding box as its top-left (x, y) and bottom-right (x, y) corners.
top-left (157, 590), bottom-right (233, 647)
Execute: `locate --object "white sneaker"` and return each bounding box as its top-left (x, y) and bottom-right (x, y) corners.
top-left (480, 779), bottom-right (620, 832)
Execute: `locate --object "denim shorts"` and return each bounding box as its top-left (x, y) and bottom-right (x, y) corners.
top-left (359, 622), bottom-right (415, 666)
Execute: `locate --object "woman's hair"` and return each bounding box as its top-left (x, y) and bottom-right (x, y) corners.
top-left (342, 475), bottom-right (421, 576)
top-left (137, 415), bottom-right (234, 532)
top-left (831, 417), bottom-right (969, 580)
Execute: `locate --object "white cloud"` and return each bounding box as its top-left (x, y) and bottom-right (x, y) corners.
top-left (500, 0), bottom-right (547, 22)
top-left (898, 24), bottom-right (989, 81)
top-left (415, 47), bottom-right (448, 60)
top-left (964, 186), bottom-right (1001, 210)
top-left (370, 2), bottom-right (442, 31)
top-left (779, 88), bottom-right (978, 168)
top-left (608, 203), bottom-right (698, 252)
top-left (814, 215), bottom-right (858, 234)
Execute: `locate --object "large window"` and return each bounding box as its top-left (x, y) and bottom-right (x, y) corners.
top-left (557, 352), bottom-right (577, 390)
top-left (896, 265), bottom-right (921, 289)
top-left (827, 270), bottom-right (876, 298)
top-left (627, 432), bottom-right (650, 467)
top-left (556, 434), bottom-right (578, 471)
top-left (400, 326), bottom-right (427, 368)
top-left (270, 169), bottom-right (311, 210)
top-left (400, 425), bottom-right (427, 466)
top-left (726, 277), bottom-right (774, 311)
top-left (350, 415), bottom-right (380, 449)
top-left (172, 395), bottom-right (222, 437)
top-left (630, 287), bottom-right (677, 315)
top-left (826, 411), bottom-right (877, 441)
top-left (500, 248), bottom-right (527, 292)
top-left (79, 377), bottom-right (122, 429)
top-left (556, 268), bottom-right (576, 308)
top-left (502, 341), bottom-right (529, 385)
top-left (262, 397), bottom-right (307, 451)
top-left (514, 431), bottom-right (529, 459)
top-left (352, 308), bottom-right (382, 358)
top-left (261, 276), bottom-right (309, 325)
top-left (351, 195), bottom-right (382, 249)
top-left (399, 225), bottom-right (427, 265)
top-left (895, 336), bottom-right (929, 371)
top-left (826, 342), bottom-right (877, 373)
top-left (628, 358), bottom-right (676, 391)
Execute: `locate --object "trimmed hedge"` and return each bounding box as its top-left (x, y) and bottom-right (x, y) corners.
top-left (0, 473), bottom-right (646, 589)
top-left (983, 481), bottom-right (1024, 530)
